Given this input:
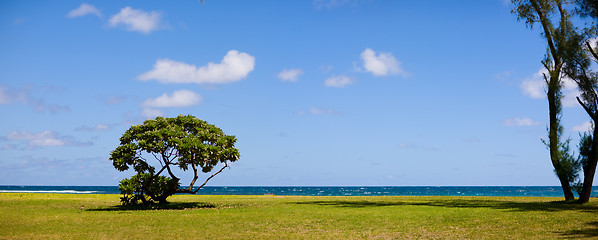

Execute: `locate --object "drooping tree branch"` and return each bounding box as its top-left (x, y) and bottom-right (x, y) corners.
top-left (192, 162), bottom-right (229, 194)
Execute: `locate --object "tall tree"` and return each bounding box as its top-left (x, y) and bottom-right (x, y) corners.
top-left (512, 0), bottom-right (579, 200)
top-left (110, 115), bottom-right (240, 205)
top-left (563, 0), bottom-right (598, 203)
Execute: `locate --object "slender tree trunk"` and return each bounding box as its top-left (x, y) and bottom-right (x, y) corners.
top-left (547, 82), bottom-right (576, 201)
top-left (579, 124), bottom-right (598, 203)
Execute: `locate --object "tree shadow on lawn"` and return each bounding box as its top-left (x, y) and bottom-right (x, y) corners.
top-left (560, 221), bottom-right (598, 239)
top-left (294, 198), bottom-right (598, 213)
top-left (87, 202), bottom-right (216, 212)
top-left (294, 198), bottom-right (598, 238)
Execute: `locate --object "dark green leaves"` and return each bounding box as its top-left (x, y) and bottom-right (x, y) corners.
top-left (109, 115), bottom-right (240, 205)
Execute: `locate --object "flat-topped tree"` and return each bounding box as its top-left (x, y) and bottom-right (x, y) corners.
top-left (110, 115), bottom-right (240, 205)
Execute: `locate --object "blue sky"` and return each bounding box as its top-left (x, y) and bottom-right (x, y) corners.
top-left (1, 0), bottom-right (596, 186)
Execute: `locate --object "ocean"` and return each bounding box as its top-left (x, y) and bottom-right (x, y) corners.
top-left (0, 186), bottom-right (596, 197)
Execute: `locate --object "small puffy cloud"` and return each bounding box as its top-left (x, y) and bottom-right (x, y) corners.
top-left (503, 117), bottom-right (541, 127)
top-left (520, 71), bottom-right (545, 99)
top-left (140, 90), bottom-right (201, 119)
top-left (520, 68), bottom-right (579, 107)
top-left (360, 48), bottom-right (406, 77)
top-left (5, 130), bottom-right (91, 147)
top-left (7, 131), bottom-right (64, 146)
top-left (278, 68), bottom-right (304, 82)
top-left (138, 50), bottom-right (255, 84)
top-left (573, 121), bottom-right (593, 132)
top-left (67, 3), bottom-right (101, 18)
top-left (325, 75), bottom-right (354, 88)
top-left (142, 90), bottom-right (202, 108)
top-left (109, 7), bottom-right (161, 34)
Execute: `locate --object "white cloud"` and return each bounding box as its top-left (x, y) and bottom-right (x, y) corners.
top-left (503, 117), bottom-right (541, 127)
top-left (67, 3), bottom-right (101, 18)
top-left (325, 75), bottom-right (354, 88)
top-left (573, 121), bottom-right (593, 132)
top-left (109, 7), bottom-right (161, 34)
top-left (360, 48), bottom-right (406, 77)
top-left (520, 71), bottom-right (545, 99)
top-left (138, 50), bottom-right (256, 84)
top-left (278, 68), bottom-right (304, 82)
top-left (142, 90), bottom-right (202, 108)
top-left (520, 68), bottom-right (580, 107)
top-left (5, 130), bottom-right (90, 147)
top-left (141, 108), bottom-right (164, 119)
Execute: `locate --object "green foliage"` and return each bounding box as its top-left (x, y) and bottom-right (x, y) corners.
top-left (118, 173), bottom-right (180, 205)
top-left (556, 140), bottom-right (582, 185)
top-left (512, 0), bottom-right (587, 201)
top-left (110, 115), bottom-right (240, 205)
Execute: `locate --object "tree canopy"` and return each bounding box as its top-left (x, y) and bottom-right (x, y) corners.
top-left (110, 115), bottom-right (240, 205)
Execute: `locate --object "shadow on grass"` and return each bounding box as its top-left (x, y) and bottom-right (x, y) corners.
top-left (295, 199), bottom-right (598, 238)
top-left (294, 199), bottom-right (598, 213)
top-left (87, 202), bottom-right (216, 211)
top-left (560, 221), bottom-right (598, 238)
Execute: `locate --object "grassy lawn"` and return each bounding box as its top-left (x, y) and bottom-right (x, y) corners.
top-left (0, 193), bottom-right (597, 239)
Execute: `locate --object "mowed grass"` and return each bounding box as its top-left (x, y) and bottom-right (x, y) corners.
top-left (0, 193), bottom-right (597, 239)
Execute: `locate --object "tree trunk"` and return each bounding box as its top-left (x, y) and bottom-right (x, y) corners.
top-left (547, 84), bottom-right (576, 201)
top-left (556, 173), bottom-right (575, 201)
top-left (578, 125), bottom-right (598, 203)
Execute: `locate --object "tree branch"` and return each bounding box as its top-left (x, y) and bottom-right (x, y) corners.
top-left (162, 152), bottom-right (179, 180)
top-left (577, 96), bottom-right (595, 118)
top-left (587, 41), bottom-right (598, 61)
top-left (531, 0), bottom-right (560, 68)
top-left (542, 72), bottom-right (550, 85)
top-left (192, 162), bottom-right (229, 194)
top-left (185, 161), bottom-right (199, 192)
top-left (152, 152), bottom-right (164, 167)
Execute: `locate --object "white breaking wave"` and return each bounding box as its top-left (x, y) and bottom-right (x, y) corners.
top-left (0, 190), bottom-right (98, 194)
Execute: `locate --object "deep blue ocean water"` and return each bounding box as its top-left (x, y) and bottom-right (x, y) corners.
top-left (0, 186), bottom-right (596, 197)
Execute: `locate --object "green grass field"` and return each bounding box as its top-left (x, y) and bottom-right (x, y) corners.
top-left (0, 193), bottom-right (596, 239)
